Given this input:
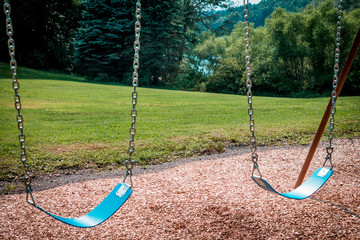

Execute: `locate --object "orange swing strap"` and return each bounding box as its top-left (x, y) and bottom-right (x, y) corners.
top-left (295, 27), bottom-right (360, 188)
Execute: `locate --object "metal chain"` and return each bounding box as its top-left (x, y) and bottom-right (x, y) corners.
top-left (243, 0), bottom-right (261, 178)
top-left (3, 0), bottom-right (34, 203)
top-left (124, 0), bottom-right (141, 187)
top-left (243, 0), bottom-right (343, 173)
top-left (323, 0), bottom-right (343, 168)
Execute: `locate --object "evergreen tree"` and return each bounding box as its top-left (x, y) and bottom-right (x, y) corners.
top-left (139, 0), bottom-right (229, 85)
top-left (73, 0), bottom-right (134, 81)
top-left (139, 0), bottom-right (185, 85)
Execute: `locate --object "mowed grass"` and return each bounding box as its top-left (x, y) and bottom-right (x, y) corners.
top-left (0, 63), bottom-right (359, 181)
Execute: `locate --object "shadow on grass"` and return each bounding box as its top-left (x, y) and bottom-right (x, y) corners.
top-left (0, 62), bottom-right (178, 91)
top-left (0, 62), bottom-right (131, 87)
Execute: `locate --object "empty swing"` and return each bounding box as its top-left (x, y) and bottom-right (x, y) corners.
top-left (243, 0), bottom-right (346, 200)
top-left (3, 0), bottom-right (142, 227)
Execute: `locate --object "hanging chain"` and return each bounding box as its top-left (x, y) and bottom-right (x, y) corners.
top-left (323, 0), bottom-right (343, 168)
top-left (243, 0), bottom-right (261, 178)
top-left (3, 0), bottom-right (35, 204)
top-left (4, 0), bottom-right (141, 193)
top-left (124, 0), bottom-right (141, 187)
top-left (243, 0), bottom-right (343, 172)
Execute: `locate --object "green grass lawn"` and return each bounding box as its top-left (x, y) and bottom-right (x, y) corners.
top-left (1, 63), bottom-right (359, 182)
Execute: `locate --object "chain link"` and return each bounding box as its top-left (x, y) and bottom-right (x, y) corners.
top-left (4, 0), bottom-right (142, 194)
top-left (124, 0), bottom-right (141, 187)
top-left (244, 0), bottom-right (343, 174)
top-left (243, 0), bottom-right (261, 178)
top-left (323, 0), bottom-right (343, 168)
top-left (3, 0), bottom-right (34, 202)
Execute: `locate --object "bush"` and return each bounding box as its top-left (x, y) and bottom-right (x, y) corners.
top-left (206, 58), bottom-right (244, 94)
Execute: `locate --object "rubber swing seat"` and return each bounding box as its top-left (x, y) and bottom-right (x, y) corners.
top-left (32, 183), bottom-right (132, 228)
top-left (251, 167), bottom-right (333, 200)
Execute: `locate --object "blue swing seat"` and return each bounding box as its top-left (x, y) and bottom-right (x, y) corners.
top-left (32, 183), bottom-right (132, 228)
top-left (251, 167), bottom-right (333, 200)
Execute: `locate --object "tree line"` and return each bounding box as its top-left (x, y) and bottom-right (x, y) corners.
top-left (190, 0), bottom-right (360, 96)
top-left (0, 0), bottom-right (228, 83)
top-left (1, 0), bottom-right (359, 97)
top-left (208, 0), bottom-right (313, 35)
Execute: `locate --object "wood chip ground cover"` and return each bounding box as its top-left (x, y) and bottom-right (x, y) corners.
top-left (0, 138), bottom-right (359, 239)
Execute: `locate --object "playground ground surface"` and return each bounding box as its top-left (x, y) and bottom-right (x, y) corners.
top-left (0, 138), bottom-right (359, 239)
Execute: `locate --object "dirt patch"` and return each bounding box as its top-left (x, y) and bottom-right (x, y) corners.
top-left (0, 138), bottom-right (359, 239)
top-left (51, 143), bottom-right (108, 154)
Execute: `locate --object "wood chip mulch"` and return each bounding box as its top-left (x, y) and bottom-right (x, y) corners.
top-left (0, 138), bottom-right (359, 239)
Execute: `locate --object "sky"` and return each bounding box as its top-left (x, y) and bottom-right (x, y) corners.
top-left (231, 0), bottom-right (262, 7)
top-left (214, 0), bottom-right (262, 11)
